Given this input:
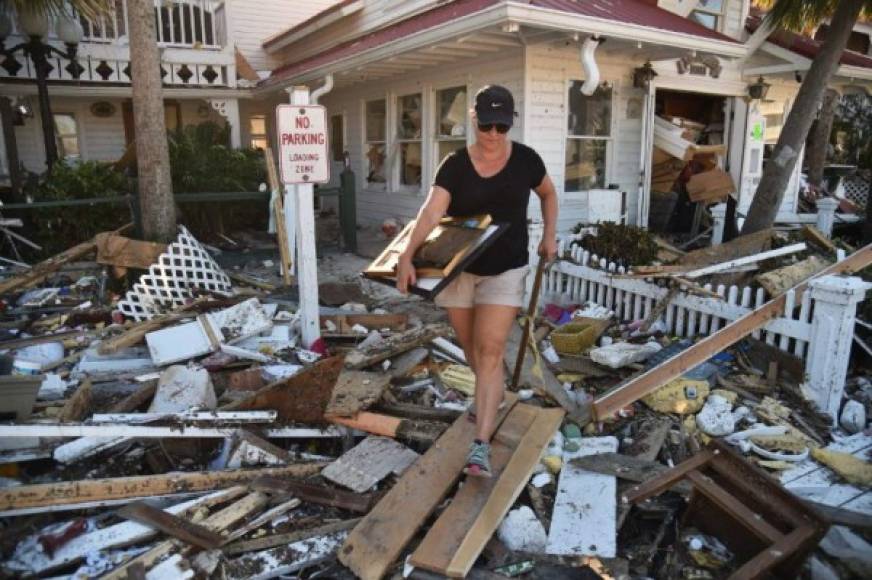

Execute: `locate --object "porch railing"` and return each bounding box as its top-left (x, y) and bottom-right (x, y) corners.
top-left (536, 236), bottom-right (871, 422)
top-left (79, 0), bottom-right (223, 49)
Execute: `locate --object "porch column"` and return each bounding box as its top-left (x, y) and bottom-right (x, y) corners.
top-left (815, 197), bottom-right (839, 238)
top-left (803, 275), bottom-right (872, 424)
top-left (209, 98), bottom-right (242, 148)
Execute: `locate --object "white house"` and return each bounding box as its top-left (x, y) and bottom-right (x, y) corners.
top-left (2, 0), bottom-right (871, 235)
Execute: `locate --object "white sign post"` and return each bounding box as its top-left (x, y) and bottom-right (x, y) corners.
top-left (277, 92), bottom-right (329, 347)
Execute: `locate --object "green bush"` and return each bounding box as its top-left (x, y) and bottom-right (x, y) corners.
top-left (19, 160), bottom-right (131, 256)
top-left (168, 122), bottom-right (266, 193)
top-left (168, 122), bottom-right (268, 236)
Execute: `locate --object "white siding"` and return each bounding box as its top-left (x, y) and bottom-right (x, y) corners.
top-left (272, 0), bottom-right (487, 67)
top-left (15, 97), bottom-right (227, 174)
top-left (525, 43), bottom-right (644, 232)
top-left (657, 0), bottom-right (748, 41)
top-left (318, 49), bottom-right (524, 226)
top-left (228, 0), bottom-right (343, 73)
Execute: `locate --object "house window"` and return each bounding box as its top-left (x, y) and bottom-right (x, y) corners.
top-left (397, 93), bottom-right (423, 188)
top-left (435, 86), bottom-right (467, 164)
top-left (365, 99), bottom-right (387, 186)
top-left (249, 115), bottom-right (267, 150)
top-left (690, 0), bottom-right (724, 31)
top-left (565, 81), bottom-right (612, 192)
top-left (53, 113), bottom-right (80, 160)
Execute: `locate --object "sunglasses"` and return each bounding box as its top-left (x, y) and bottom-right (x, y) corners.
top-left (477, 122), bottom-right (511, 134)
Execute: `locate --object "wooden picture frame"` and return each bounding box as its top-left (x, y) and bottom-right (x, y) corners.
top-left (365, 214), bottom-right (492, 279)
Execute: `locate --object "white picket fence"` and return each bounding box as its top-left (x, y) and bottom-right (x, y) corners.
top-left (542, 238), bottom-right (815, 358)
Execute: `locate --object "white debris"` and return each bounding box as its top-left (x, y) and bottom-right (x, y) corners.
top-left (358, 330), bottom-right (384, 350)
top-left (531, 472), bottom-right (553, 488)
top-left (518, 389), bottom-right (534, 400)
top-left (696, 394), bottom-right (735, 436)
top-left (572, 302), bottom-right (612, 320)
top-left (339, 302), bottom-right (368, 313)
top-left (541, 342), bottom-right (560, 364)
top-left (351, 324), bottom-right (369, 335)
top-left (149, 366), bottom-right (216, 413)
top-left (589, 341), bottom-right (662, 369)
top-left (37, 374), bottom-right (70, 401)
top-left (498, 506), bottom-right (547, 553)
top-left (13, 342), bottom-right (64, 372)
top-left (840, 400), bottom-right (866, 434)
top-left (261, 364), bottom-right (302, 382)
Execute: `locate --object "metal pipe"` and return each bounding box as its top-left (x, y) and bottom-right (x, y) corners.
top-left (310, 73), bottom-right (334, 103)
top-left (579, 36), bottom-right (601, 96)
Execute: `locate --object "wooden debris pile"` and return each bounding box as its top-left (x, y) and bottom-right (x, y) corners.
top-left (0, 225), bottom-right (871, 579)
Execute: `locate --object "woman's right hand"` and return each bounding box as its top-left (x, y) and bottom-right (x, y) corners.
top-left (396, 254), bottom-right (416, 294)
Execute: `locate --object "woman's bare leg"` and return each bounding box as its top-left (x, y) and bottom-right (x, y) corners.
top-left (446, 307), bottom-right (476, 371)
top-left (472, 304), bottom-right (519, 442)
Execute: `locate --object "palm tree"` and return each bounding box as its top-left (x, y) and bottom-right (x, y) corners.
top-left (741, 0), bottom-right (871, 234)
top-left (4, 0), bottom-right (177, 242)
top-left (127, 0), bottom-right (177, 242)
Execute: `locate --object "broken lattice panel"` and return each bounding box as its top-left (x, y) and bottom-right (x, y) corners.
top-left (117, 226), bottom-right (232, 321)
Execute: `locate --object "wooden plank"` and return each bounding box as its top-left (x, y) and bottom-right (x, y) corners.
top-left (117, 501), bottom-right (225, 549)
top-left (102, 491), bottom-right (269, 580)
top-left (727, 527), bottom-right (815, 580)
top-left (345, 323), bottom-right (452, 370)
top-left (570, 453), bottom-right (692, 496)
top-left (0, 465), bottom-right (325, 511)
top-left (6, 487), bottom-right (245, 577)
top-left (325, 369), bottom-right (391, 417)
top-left (503, 322), bottom-right (587, 424)
top-left (546, 436), bottom-right (619, 558)
top-left (223, 518), bottom-right (360, 556)
top-left (108, 379), bottom-right (157, 412)
top-left (685, 471), bottom-right (783, 544)
top-left (252, 477), bottom-right (376, 513)
top-left (224, 530), bottom-right (349, 580)
top-left (337, 394), bottom-right (518, 580)
top-left (622, 451), bottom-right (714, 504)
top-left (2, 424), bottom-right (338, 438)
top-left (57, 379), bottom-right (91, 423)
top-left (328, 411), bottom-right (402, 437)
top-left (408, 404), bottom-right (538, 574)
top-left (683, 243), bottom-right (806, 279)
top-left (322, 436), bottom-right (419, 493)
top-left (445, 407), bottom-right (564, 577)
top-left (593, 243), bottom-right (872, 422)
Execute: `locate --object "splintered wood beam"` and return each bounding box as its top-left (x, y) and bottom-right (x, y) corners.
top-left (0, 224), bottom-right (130, 295)
top-left (252, 476), bottom-right (376, 513)
top-left (0, 465), bottom-right (326, 511)
top-left (117, 501), bottom-right (225, 549)
top-left (592, 244), bottom-right (872, 422)
top-left (222, 518), bottom-right (361, 556)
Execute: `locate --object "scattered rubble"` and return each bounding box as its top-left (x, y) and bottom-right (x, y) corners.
top-left (0, 222), bottom-right (870, 580)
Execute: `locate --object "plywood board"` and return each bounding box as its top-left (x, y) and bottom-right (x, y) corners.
top-left (547, 436), bottom-right (620, 558)
top-left (321, 436), bottom-right (419, 493)
top-left (337, 394), bottom-right (518, 580)
top-left (445, 407), bottom-right (565, 578)
top-left (408, 404), bottom-right (537, 574)
top-left (325, 369), bottom-right (391, 417)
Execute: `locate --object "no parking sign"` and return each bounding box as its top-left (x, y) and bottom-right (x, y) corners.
top-left (276, 104), bottom-right (330, 184)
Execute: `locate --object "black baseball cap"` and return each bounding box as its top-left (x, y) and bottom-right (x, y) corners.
top-left (474, 85), bottom-right (516, 126)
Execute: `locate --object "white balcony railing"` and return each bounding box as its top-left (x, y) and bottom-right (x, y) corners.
top-left (80, 0), bottom-right (224, 49)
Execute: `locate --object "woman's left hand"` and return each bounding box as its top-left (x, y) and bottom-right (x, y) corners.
top-left (538, 237), bottom-right (557, 261)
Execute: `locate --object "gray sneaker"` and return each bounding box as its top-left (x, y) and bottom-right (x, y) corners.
top-left (464, 440), bottom-right (492, 478)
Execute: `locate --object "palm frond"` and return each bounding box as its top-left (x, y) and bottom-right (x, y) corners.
top-left (0, 0), bottom-right (113, 22)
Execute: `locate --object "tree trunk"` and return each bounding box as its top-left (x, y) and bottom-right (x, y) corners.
top-left (128, 0), bottom-right (176, 242)
top-left (741, 0), bottom-right (865, 235)
top-left (807, 88), bottom-right (839, 187)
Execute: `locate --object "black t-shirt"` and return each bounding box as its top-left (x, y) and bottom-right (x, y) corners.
top-left (433, 142), bottom-right (546, 276)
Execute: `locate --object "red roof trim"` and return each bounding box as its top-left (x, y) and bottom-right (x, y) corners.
top-left (264, 0), bottom-right (742, 87)
top-left (747, 14), bottom-right (872, 70)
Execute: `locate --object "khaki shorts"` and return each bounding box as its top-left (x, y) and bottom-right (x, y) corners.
top-left (434, 266), bottom-right (529, 309)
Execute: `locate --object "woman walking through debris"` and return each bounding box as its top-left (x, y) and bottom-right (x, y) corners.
top-left (396, 85), bottom-right (558, 477)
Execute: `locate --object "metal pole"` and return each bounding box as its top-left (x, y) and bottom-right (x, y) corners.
top-left (28, 39), bottom-right (58, 171)
top-left (511, 259), bottom-right (547, 389)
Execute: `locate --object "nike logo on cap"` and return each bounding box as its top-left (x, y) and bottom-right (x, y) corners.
top-left (492, 102), bottom-right (502, 108)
